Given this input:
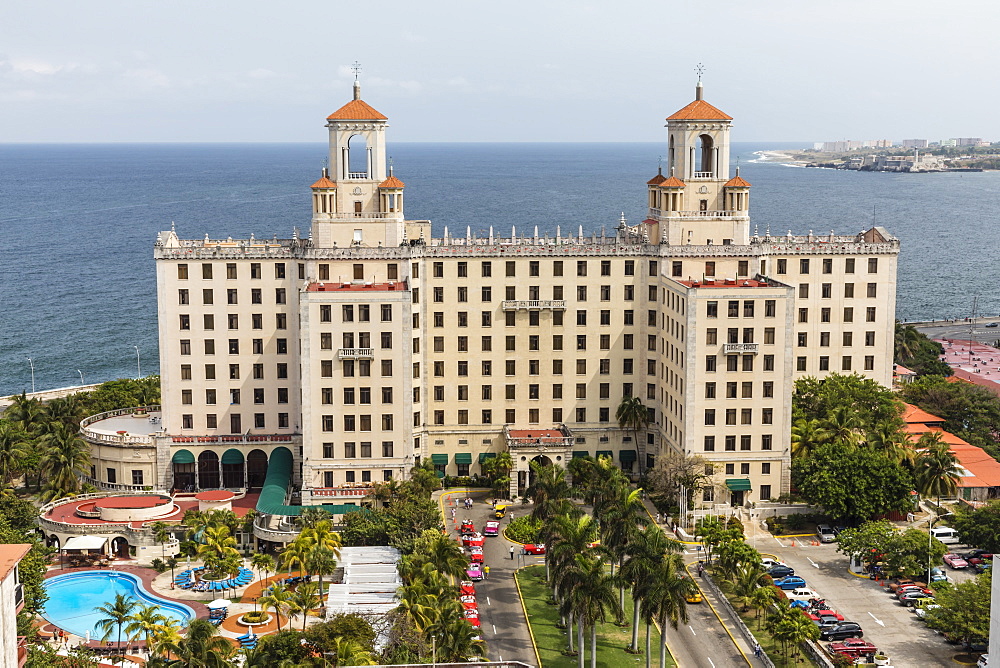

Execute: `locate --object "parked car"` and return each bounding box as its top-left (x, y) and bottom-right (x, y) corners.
top-left (963, 549), bottom-right (993, 561)
top-left (970, 557), bottom-right (993, 573)
top-left (469, 547), bottom-right (485, 563)
top-left (460, 581), bottom-right (476, 596)
top-left (928, 567), bottom-right (949, 583)
top-left (686, 590), bottom-right (703, 604)
top-left (929, 527), bottom-right (960, 544)
top-left (466, 564), bottom-right (484, 581)
top-left (896, 585), bottom-right (932, 599)
top-left (773, 576), bottom-right (808, 590)
top-left (787, 587), bottom-right (822, 600)
top-left (463, 608), bottom-right (481, 627)
top-left (808, 610), bottom-right (845, 626)
top-left (900, 591), bottom-right (935, 606)
top-left (767, 565), bottom-right (795, 578)
top-left (460, 520), bottom-right (476, 535)
top-left (944, 553), bottom-right (970, 569)
top-left (987, 322), bottom-right (999, 328)
top-left (827, 638), bottom-right (878, 660)
top-left (816, 524), bottom-right (837, 543)
top-left (888, 578), bottom-right (927, 593)
top-left (761, 557), bottom-right (786, 569)
top-left (460, 595), bottom-right (478, 610)
top-left (523, 544), bottom-right (546, 555)
top-left (494, 505), bottom-right (507, 519)
top-left (977, 653), bottom-right (988, 668)
top-left (483, 521), bottom-right (500, 536)
top-left (820, 622), bottom-right (864, 641)
top-left (915, 604), bottom-right (941, 620)
top-left (462, 533), bottom-right (485, 548)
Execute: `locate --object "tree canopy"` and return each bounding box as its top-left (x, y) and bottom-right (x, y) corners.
top-left (950, 501), bottom-right (1000, 551)
top-left (790, 444), bottom-right (914, 524)
top-left (792, 373), bottom-right (902, 433)
top-left (924, 573), bottom-right (992, 646)
top-left (895, 323), bottom-right (952, 377)
top-left (900, 374), bottom-right (1000, 460)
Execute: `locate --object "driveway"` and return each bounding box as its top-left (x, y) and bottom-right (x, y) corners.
top-left (761, 536), bottom-right (962, 666)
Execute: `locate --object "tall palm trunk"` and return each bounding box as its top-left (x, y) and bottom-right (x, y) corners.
top-left (645, 621), bottom-right (651, 668)
top-left (577, 619), bottom-right (585, 668)
top-left (590, 624), bottom-right (597, 668)
top-left (659, 613), bottom-right (668, 668)
top-left (630, 587), bottom-right (641, 650)
top-left (567, 609), bottom-right (575, 652)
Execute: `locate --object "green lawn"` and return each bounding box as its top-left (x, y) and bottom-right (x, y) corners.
top-left (517, 564), bottom-right (674, 668)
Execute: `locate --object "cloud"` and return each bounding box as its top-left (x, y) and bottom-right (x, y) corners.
top-left (122, 68), bottom-right (171, 89)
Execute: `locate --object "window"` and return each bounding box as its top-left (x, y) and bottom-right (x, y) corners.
top-left (868, 258), bottom-right (878, 273)
top-left (799, 259), bottom-right (810, 274)
top-left (843, 331), bottom-right (853, 346)
top-left (704, 409), bottom-right (716, 426)
top-left (798, 308), bottom-right (808, 323)
top-left (724, 435), bottom-right (736, 451)
top-left (799, 283), bottom-right (809, 298)
top-left (763, 355), bottom-right (774, 371)
top-left (705, 261), bottom-right (716, 277)
top-left (796, 356), bottom-right (807, 371)
top-left (776, 258), bottom-right (787, 274)
top-left (821, 283), bottom-right (832, 298)
top-left (737, 260), bottom-right (748, 277)
top-left (740, 435), bottom-right (752, 451)
top-left (275, 288), bottom-right (286, 304)
top-left (822, 258), bottom-right (833, 274)
top-left (481, 261), bottom-right (492, 277)
top-left (706, 355), bottom-right (717, 372)
top-left (844, 307), bottom-right (854, 322)
top-left (865, 355), bottom-right (875, 370)
top-left (842, 356), bottom-right (852, 371)
top-left (707, 301), bottom-right (718, 318)
top-left (177, 264), bottom-right (189, 279)
top-left (797, 332), bottom-right (808, 347)
top-left (762, 408), bottom-right (773, 425)
top-left (728, 301), bottom-right (739, 318)
top-left (227, 288), bottom-right (238, 305)
top-left (867, 282), bottom-right (877, 298)
top-left (819, 356), bottom-right (830, 371)
top-left (577, 260), bottom-right (587, 276)
top-left (179, 314), bottom-right (191, 330)
top-left (482, 409), bottom-right (492, 424)
top-left (703, 436), bottom-right (715, 451)
top-left (575, 408), bottom-right (586, 422)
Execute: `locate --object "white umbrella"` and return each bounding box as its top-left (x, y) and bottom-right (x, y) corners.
top-left (206, 599), bottom-right (229, 609)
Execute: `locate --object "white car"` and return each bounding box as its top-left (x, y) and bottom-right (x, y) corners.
top-left (915, 604), bottom-right (941, 620)
top-left (787, 587), bottom-right (821, 601)
top-left (761, 558), bottom-right (787, 569)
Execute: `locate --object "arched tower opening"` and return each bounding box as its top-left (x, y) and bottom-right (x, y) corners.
top-left (698, 134), bottom-right (715, 176)
top-left (347, 134), bottom-right (369, 179)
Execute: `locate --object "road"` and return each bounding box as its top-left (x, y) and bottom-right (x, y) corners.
top-left (914, 320), bottom-right (1000, 345)
top-left (441, 491), bottom-right (538, 665)
top-left (762, 534), bottom-right (963, 667)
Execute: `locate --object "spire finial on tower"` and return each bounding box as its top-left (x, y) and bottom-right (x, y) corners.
top-left (389, 155), bottom-right (394, 176)
top-left (694, 63), bottom-right (705, 100)
top-left (351, 61), bottom-right (362, 100)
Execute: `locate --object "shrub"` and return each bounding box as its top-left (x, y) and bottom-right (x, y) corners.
top-left (242, 611), bottom-right (270, 624)
top-left (150, 558), bottom-right (168, 573)
top-left (506, 515), bottom-right (542, 543)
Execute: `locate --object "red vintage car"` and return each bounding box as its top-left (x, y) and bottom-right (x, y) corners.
top-left (462, 533), bottom-right (485, 547)
top-left (827, 638), bottom-right (878, 659)
top-left (523, 544), bottom-right (547, 555)
top-left (460, 520), bottom-right (475, 535)
top-left (464, 608), bottom-right (481, 627)
top-left (460, 581), bottom-right (476, 596)
top-left (469, 547), bottom-right (485, 563)
top-left (807, 609), bottom-right (845, 625)
top-left (460, 594), bottom-right (478, 610)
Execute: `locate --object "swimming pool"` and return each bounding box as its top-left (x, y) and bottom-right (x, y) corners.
top-left (42, 571), bottom-right (195, 639)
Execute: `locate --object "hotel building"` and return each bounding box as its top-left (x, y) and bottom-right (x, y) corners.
top-left (81, 77), bottom-right (899, 527)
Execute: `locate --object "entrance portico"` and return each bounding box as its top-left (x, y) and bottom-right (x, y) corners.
top-left (504, 425), bottom-right (574, 498)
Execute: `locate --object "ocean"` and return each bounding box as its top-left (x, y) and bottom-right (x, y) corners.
top-left (1, 141), bottom-right (997, 396)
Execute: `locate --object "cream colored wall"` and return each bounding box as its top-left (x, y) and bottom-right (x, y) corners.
top-left (0, 568), bottom-right (18, 668)
top-left (89, 442), bottom-right (158, 488)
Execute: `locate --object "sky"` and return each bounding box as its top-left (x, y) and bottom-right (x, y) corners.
top-left (1, 0), bottom-right (998, 143)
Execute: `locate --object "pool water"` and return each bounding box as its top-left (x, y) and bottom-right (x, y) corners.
top-left (42, 571), bottom-right (195, 639)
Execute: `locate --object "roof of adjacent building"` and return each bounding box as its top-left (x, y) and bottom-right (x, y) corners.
top-left (308, 281), bottom-right (408, 292)
top-left (310, 176), bottom-right (337, 189)
top-left (667, 99), bottom-right (732, 121)
top-left (0, 544), bottom-right (31, 581)
top-left (660, 176), bottom-right (686, 188)
top-left (901, 403), bottom-right (944, 425)
top-left (647, 173), bottom-right (666, 186)
top-left (901, 401), bottom-right (1000, 489)
top-left (677, 278), bottom-right (771, 289)
top-left (724, 175), bottom-right (752, 187)
top-left (378, 175), bottom-right (405, 188)
top-left (327, 98), bottom-right (388, 121)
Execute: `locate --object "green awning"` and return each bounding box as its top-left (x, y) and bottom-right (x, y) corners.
top-left (619, 449), bottom-right (637, 463)
top-left (319, 504), bottom-right (368, 515)
top-left (725, 478), bottom-right (752, 492)
top-left (572, 451), bottom-right (590, 459)
top-left (255, 446), bottom-right (301, 516)
top-left (436, 470), bottom-right (445, 478)
top-left (479, 453), bottom-right (497, 463)
top-left (431, 454), bottom-right (449, 465)
top-left (596, 450), bottom-right (613, 459)
top-left (172, 449), bottom-right (195, 464)
top-left (455, 453), bottom-right (473, 465)
top-left (221, 448), bottom-right (244, 465)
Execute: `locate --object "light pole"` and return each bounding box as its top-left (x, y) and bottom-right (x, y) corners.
top-left (134, 346), bottom-right (141, 379)
top-left (27, 358), bottom-right (35, 394)
top-left (432, 634), bottom-right (437, 667)
top-left (77, 369), bottom-right (84, 386)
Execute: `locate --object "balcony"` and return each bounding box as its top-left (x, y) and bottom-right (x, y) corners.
top-left (501, 300), bottom-right (567, 311)
top-left (338, 348), bottom-right (374, 359)
top-left (14, 583), bottom-right (23, 613)
top-left (723, 343), bottom-right (759, 354)
top-left (692, 171), bottom-right (715, 179)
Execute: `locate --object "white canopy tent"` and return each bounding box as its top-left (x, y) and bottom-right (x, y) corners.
top-left (206, 599), bottom-right (229, 609)
top-left (61, 535), bottom-right (109, 552)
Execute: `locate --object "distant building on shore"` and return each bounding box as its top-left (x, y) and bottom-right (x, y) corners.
top-left (819, 139), bottom-right (891, 152)
top-left (901, 139), bottom-right (928, 149)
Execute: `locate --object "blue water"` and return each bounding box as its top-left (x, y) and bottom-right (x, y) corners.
top-left (41, 571), bottom-right (195, 639)
top-left (2, 141), bottom-right (999, 396)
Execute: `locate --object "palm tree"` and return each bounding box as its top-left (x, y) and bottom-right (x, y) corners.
top-left (916, 435), bottom-right (961, 508)
top-left (895, 323), bottom-right (924, 362)
top-left (599, 484), bottom-right (647, 617)
top-left (300, 519), bottom-right (342, 598)
top-left (197, 525), bottom-right (240, 579)
top-left (156, 618), bottom-right (236, 667)
top-left (642, 554), bottom-right (692, 668)
top-left (572, 554), bottom-right (622, 668)
top-left (435, 617), bottom-right (487, 663)
top-left (0, 422), bottom-right (29, 486)
top-left (748, 585), bottom-right (777, 628)
top-left (250, 553), bottom-right (275, 586)
top-left (279, 538), bottom-right (312, 580)
top-left (621, 526), bottom-right (681, 653)
top-left (46, 394), bottom-right (87, 430)
top-left (790, 418), bottom-right (830, 459)
top-left (296, 507), bottom-right (332, 529)
top-left (95, 593), bottom-right (138, 664)
top-left (290, 582), bottom-right (321, 631)
top-left (38, 422), bottom-right (91, 498)
top-left (616, 395), bottom-right (649, 474)
top-left (259, 582), bottom-right (295, 631)
top-left (421, 532), bottom-right (466, 580)
top-left (526, 461), bottom-right (571, 523)
top-left (867, 420), bottom-right (916, 465)
top-left (124, 604), bottom-right (167, 658)
top-left (822, 406), bottom-right (864, 447)
top-left (720, 561), bottom-right (769, 612)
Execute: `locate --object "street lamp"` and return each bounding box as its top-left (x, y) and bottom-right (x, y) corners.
top-left (432, 635), bottom-right (437, 667)
top-left (77, 369), bottom-right (84, 386)
top-left (134, 346), bottom-right (141, 379)
top-left (27, 358), bottom-right (35, 394)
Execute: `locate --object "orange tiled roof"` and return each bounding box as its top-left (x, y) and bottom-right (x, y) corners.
top-left (724, 175), bottom-right (752, 187)
top-left (0, 544), bottom-right (30, 582)
top-left (647, 173), bottom-right (666, 186)
top-left (378, 175), bottom-right (405, 188)
top-left (660, 176), bottom-right (686, 188)
top-left (901, 403), bottom-right (945, 425)
top-left (327, 99), bottom-right (388, 121)
top-left (310, 176), bottom-right (336, 189)
top-left (667, 99), bottom-right (732, 121)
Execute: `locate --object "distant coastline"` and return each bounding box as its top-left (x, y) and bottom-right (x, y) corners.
top-left (751, 150), bottom-right (808, 167)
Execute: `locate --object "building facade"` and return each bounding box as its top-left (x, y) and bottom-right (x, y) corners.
top-left (134, 78), bottom-right (900, 512)
top-left (0, 544), bottom-right (30, 668)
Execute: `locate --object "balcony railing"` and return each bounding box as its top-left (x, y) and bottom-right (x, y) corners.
top-left (501, 300), bottom-right (567, 311)
top-left (692, 171), bottom-right (715, 179)
top-left (723, 343), bottom-right (759, 354)
top-left (663, 210), bottom-right (744, 218)
top-left (338, 348), bottom-right (374, 359)
top-left (347, 172), bottom-right (369, 179)
top-left (80, 406), bottom-right (162, 446)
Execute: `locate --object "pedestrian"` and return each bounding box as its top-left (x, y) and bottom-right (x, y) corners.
top-left (510, 545), bottom-right (515, 560)
top-left (697, 561), bottom-right (704, 577)
top-left (484, 565), bottom-right (490, 579)
top-left (655, 513), bottom-right (661, 524)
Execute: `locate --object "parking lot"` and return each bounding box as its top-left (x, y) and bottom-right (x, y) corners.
top-left (761, 536), bottom-right (970, 667)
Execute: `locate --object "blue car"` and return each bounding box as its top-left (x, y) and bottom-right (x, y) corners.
top-left (773, 576), bottom-right (807, 590)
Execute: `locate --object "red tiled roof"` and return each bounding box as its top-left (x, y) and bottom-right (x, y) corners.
top-left (724, 175), bottom-right (752, 187)
top-left (378, 175), bottom-right (405, 188)
top-left (901, 403), bottom-right (944, 425)
top-left (660, 176), bottom-right (686, 188)
top-left (899, 402), bottom-right (1000, 489)
top-left (677, 278), bottom-right (771, 288)
top-left (310, 176), bottom-right (336, 189)
top-left (327, 99), bottom-right (387, 121)
top-left (667, 99), bottom-right (732, 121)
top-left (647, 173), bottom-right (666, 186)
top-left (0, 544), bottom-right (31, 582)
